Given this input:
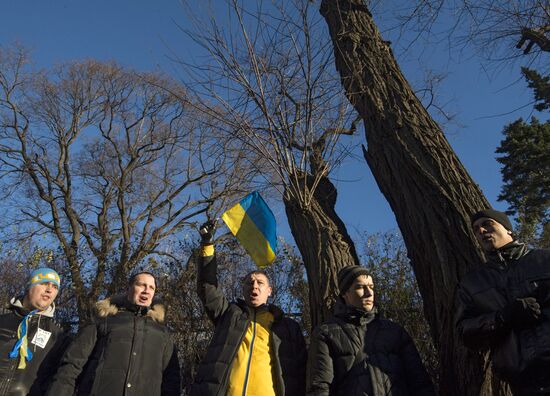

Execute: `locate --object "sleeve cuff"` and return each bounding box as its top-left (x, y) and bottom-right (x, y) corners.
top-left (201, 244), bottom-right (214, 257)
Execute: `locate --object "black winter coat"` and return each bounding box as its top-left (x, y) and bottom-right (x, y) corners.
top-left (190, 253), bottom-right (307, 396)
top-left (47, 296), bottom-right (180, 396)
top-left (307, 302), bottom-right (434, 396)
top-left (0, 299), bottom-right (67, 396)
top-left (455, 242), bottom-right (550, 391)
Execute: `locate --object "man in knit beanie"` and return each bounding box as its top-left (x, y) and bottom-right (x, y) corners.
top-left (307, 265), bottom-right (434, 395)
top-left (456, 208), bottom-right (550, 394)
top-left (0, 267), bottom-right (67, 395)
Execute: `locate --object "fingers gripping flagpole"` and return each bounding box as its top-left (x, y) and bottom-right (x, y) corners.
top-left (221, 191), bottom-right (277, 268)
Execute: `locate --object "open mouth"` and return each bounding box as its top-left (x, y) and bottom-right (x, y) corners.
top-left (138, 295), bottom-right (149, 304)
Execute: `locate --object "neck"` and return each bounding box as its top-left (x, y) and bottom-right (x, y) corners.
top-left (21, 296), bottom-right (41, 312)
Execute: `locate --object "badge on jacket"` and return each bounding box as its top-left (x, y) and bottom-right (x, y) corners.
top-left (31, 328), bottom-right (52, 348)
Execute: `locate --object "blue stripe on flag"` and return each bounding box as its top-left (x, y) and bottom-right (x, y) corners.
top-left (239, 192), bottom-right (277, 252)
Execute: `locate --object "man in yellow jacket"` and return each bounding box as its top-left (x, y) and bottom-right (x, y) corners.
top-left (190, 222), bottom-right (306, 396)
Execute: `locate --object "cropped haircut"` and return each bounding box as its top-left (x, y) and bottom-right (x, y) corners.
top-left (128, 271), bottom-right (157, 288)
top-left (242, 270), bottom-right (271, 286)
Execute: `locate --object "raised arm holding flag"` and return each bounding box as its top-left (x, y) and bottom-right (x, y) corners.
top-left (191, 192), bottom-right (306, 396)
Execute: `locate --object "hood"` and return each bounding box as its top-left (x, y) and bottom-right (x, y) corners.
top-left (9, 296), bottom-right (56, 318)
top-left (95, 294), bottom-right (166, 323)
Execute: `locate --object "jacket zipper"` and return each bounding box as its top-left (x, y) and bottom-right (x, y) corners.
top-left (123, 312), bottom-right (139, 395)
top-left (217, 314), bottom-right (251, 396)
top-left (241, 309), bottom-right (257, 396)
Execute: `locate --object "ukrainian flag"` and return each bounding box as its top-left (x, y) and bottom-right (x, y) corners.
top-left (222, 192), bottom-right (277, 268)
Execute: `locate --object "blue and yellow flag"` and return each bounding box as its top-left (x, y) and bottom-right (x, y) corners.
top-left (222, 192), bottom-right (277, 268)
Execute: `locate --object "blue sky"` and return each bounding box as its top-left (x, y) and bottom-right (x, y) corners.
top-left (1, 0), bottom-right (546, 243)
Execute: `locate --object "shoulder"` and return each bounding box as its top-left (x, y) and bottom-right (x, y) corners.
top-left (95, 296), bottom-right (122, 318)
top-left (312, 316), bottom-right (345, 338)
top-left (374, 317), bottom-right (408, 337)
top-left (523, 248), bottom-right (550, 260)
top-left (0, 306), bottom-right (14, 316)
top-left (269, 304), bottom-right (297, 325)
top-left (146, 302), bottom-right (166, 324)
top-left (275, 315), bottom-right (303, 335)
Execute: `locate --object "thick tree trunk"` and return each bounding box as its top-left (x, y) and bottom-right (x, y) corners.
top-left (284, 175), bottom-right (360, 328)
top-left (320, 1), bottom-right (509, 394)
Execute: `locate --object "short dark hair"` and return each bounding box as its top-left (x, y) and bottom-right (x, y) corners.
top-left (128, 271), bottom-right (156, 287)
top-left (242, 270), bottom-right (270, 286)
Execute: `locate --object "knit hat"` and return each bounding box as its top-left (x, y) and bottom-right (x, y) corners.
top-left (337, 265), bottom-right (370, 296)
top-left (27, 268), bottom-right (60, 289)
top-left (471, 209), bottom-right (513, 232)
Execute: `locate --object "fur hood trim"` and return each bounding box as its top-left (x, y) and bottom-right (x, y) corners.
top-left (95, 294), bottom-right (165, 323)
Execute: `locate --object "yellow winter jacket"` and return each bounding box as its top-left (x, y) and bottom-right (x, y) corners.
top-left (226, 309), bottom-right (276, 396)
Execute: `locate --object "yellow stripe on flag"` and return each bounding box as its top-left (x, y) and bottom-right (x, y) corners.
top-left (222, 204), bottom-right (276, 268)
top-left (222, 203), bottom-right (246, 237)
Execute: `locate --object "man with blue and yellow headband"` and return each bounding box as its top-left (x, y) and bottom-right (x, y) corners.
top-left (0, 267), bottom-right (67, 395)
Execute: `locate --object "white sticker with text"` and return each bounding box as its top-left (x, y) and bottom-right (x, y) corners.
top-left (31, 328), bottom-right (52, 349)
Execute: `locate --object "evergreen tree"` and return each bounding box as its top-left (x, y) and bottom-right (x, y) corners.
top-left (496, 68), bottom-right (550, 247)
top-left (522, 67), bottom-right (550, 112)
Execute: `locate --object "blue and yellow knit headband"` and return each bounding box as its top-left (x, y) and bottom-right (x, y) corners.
top-left (27, 268), bottom-right (60, 289)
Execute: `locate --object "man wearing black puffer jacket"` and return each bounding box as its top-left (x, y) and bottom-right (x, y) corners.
top-left (190, 221), bottom-right (306, 396)
top-left (456, 209), bottom-right (550, 395)
top-left (0, 268), bottom-right (67, 396)
top-left (307, 265), bottom-right (435, 396)
top-left (47, 271), bottom-right (181, 396)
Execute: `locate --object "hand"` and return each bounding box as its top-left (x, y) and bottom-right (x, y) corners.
top-left (499, 297), bottom-right (541, 328)
top-left (199, 221), bottom-right (215, 244)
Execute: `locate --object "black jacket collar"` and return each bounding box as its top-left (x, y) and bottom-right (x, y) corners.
top-left (487, 240), bottom-right (529, 267)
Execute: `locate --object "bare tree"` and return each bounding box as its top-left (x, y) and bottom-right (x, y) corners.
top-left (386, 0), bottom-right (550, 67)
top-left (319, 1), bottom-right (509, 394)
top-left (0, 46), bottom-right (247, 324)
top-left (179, 0), bottom-right (361, 326)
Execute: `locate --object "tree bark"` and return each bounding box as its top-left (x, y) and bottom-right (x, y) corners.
top-left (284, 175), bottom-right (360, 328)
top-left (320, 1), bottom-right (509, 394)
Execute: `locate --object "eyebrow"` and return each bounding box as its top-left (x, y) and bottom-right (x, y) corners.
top-left (136, 281), bottom-right (155, 288)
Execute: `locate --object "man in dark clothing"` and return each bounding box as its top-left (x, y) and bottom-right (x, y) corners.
top-left (0, 267), bottom-right (67, 396)
top-left (456, 209), bottom-right (550, 394)
top-left (190, 222), bottom-right (307, 396)
top-left (48, 271), bottom-right (181, 396)
top-left (307, 265), bottom-right (435, 396)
